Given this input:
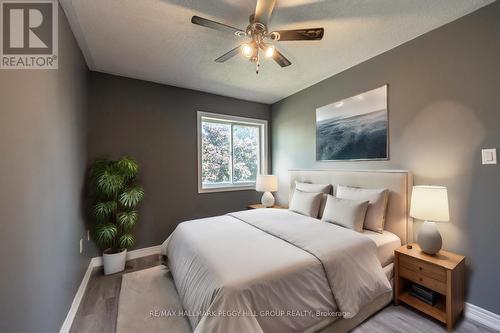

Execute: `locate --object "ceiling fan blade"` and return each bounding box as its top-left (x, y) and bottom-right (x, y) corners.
top-left (272, 28), bottom-right (324, 41)
top-left (215, 45), bottom-right (241, 63)
top-left (254, 0), bottom-right (276, 25)
top-left (272, 48), bottom-right (292, 67)
top-left (191, 16), bottom-right (245, 36)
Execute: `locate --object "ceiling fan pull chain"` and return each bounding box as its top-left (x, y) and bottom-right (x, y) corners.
top-left (256, 60), bottom-right (260, 74)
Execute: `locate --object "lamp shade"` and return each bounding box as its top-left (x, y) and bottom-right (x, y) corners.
top-left (256, 175), bottom-right (278, 192)
top-left (410, 186), bottom-right (450, 222)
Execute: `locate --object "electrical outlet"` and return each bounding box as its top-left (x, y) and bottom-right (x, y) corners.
top-left (79, 239), bottom-right (83, 254)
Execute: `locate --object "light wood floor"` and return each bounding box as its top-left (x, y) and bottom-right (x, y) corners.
top-left (70, 255), bottom-right (161, 333)
top-left (70, 256), bottom-right (496, 333)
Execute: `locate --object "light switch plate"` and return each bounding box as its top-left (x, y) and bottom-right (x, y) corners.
top-left (482, 148), bottom-right (497, 165)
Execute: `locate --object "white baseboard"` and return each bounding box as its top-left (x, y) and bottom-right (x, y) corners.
top-left (465, 302), bottom-right (500, 331)
top-left (90, 245), bottom-right (162, 267)
top-left (59, 260), bottom-right (94, 333)
top-left (59, 245), bottom-right (161, 333)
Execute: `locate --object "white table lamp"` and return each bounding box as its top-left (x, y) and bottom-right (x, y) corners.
top-left (410, 186), bottom-right (450, 255)
top-left (256, 175), bottom-right (278, 207)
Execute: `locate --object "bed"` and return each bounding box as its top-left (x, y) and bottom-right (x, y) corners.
top-left (161, 170), bottom-right (412, 333)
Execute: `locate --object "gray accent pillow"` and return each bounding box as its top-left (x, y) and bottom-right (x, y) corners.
top-left (336, 185), bottom-right (389, 233)
top-left (288, 189), bottom-right (323, 218)
top-left (321, 195), bottom-right (369, 232)
top-left (295, 181), bottom-right (333, 218)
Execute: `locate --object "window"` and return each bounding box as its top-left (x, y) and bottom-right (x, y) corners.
top-left (197, 111), bottom-right (268, 193)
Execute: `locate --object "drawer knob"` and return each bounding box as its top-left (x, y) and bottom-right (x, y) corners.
top-left (419, 267), bottom-right (422, 271)
top-left (419, 277), bottom-right (423, 282)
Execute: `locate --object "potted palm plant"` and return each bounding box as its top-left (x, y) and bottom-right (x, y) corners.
top-left (88, 156), bottom-right (144, 275)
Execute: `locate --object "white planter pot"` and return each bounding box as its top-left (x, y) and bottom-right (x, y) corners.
top-left (103, 248), bottom-right (127, 275)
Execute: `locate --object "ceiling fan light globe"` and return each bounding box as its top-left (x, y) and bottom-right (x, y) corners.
top-left (265, 45), bottom-right (275, 58)
top-left (241, 43), bottom-right (253, 57)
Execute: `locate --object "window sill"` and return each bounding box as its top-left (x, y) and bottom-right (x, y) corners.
top-left (198, 184), bottom-right (256, 194)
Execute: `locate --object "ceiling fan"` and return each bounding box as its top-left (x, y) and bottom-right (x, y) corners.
top-left (191, 0), bottom-right (324, 74)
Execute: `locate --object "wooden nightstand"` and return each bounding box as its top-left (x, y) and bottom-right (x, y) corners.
top-left (394, 243), bottom-right (465, 331)
top-left (247, 204), bottom-right (285, 209)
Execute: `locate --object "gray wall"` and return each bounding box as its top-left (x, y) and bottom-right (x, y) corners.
top-left (0, 5), bottom-right (89, 333)
top-left (87, 72), bottom-right (271, 256)
top-left (272, 2), bottom-right (500, 313)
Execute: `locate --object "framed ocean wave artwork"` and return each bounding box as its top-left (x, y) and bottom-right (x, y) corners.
top-left (316, 85), bottom-right (389, 161)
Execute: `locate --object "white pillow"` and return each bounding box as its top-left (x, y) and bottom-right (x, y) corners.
top-left (295, 181), bottom-right (332, 218)
top-left (289, 189), bottom-right (323, 218)
top-left (336, 185), bottom-right (389, 233)
top-left (322, 195), bottom-right (369, 232)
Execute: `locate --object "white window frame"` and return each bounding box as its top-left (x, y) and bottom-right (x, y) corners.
top-left (197, 111), bottom-right (268, 193)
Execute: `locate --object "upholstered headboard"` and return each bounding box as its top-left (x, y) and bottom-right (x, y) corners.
top-left (288, 169), bottom-right (413, 244)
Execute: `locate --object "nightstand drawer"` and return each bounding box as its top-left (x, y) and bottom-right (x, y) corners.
top-left (399, 266), bottom-right (447, 295)
top-left (400, 254), bottom-right (446, 282)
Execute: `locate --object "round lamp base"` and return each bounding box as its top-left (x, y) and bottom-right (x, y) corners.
top-left (417, 221), bottom-right (442, 255)
top-left (261, 191), bottom-right (275, 207)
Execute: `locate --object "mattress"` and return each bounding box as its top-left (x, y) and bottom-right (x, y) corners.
top-left (362, 229), bottom-right (401, 267)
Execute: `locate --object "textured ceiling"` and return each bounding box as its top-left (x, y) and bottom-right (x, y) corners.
top-left (61, 0), bottom-right (494, 104)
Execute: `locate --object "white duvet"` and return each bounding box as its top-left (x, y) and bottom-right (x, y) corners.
top-left (161, 209), bottom-right (391, 333)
